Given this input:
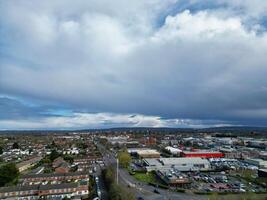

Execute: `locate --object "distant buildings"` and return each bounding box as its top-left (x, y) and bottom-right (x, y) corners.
top-left (247, 140), bottom-right (267, 149)
top-left (106, 136), bottom-right (129, 145)
top-left (140, 136), bottom-right (157, 146)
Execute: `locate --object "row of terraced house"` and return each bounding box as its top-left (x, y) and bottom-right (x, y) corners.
top-left (0, 172), bottom-right (89, 199)
top-left (0, 182), bottom-right (88, 200)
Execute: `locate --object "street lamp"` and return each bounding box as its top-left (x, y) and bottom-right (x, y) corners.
top-left (116, 158), bottom-right (119, 184)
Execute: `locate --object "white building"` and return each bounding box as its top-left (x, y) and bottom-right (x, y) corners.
top-left (165, 146), bottom-right (182, 155)
top-left (128, 148), bottom-right (160, 158)
top-left (63, 148), bottom-right (79, 155)
top-left (143, 157), bottom-right (210, 172)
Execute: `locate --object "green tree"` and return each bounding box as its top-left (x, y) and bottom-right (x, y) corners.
top-left (119, 185), bottom-right (135, 200)
top-left (63, 155), bottom-right (74, 163)
top-left (42, 157), bottom-right (52, 164)
top-left (77, 142), bottom-right (88, 149)
top-left (102, 166), bottom-right (135, 200)
top-left (28, 148), bottom-right (33, 154)
top-left (0, 146), bottom-right (3, 154)
top-left (88, 175), bottom-right (96, 199)
top-left (51, 140), bottom-right (56, 148)
top-left (99, 138), bottom-right (108, 145)
top-left (118, 151), bottom-right (131, 168)
top-left (103, 167), bottom-right (115, 190)
top-left (109, 183), bottom-right (121, 200)
top-left (109, 182), bottom-right (135, 200)
top-left (49, 149), bottom-right (60, 161)
top-left (12, 142), bottom-right (19, 149)
top-left (44, 168), bottom-right (53, 173)
top-left (0, 163), bottom-right (19, 186)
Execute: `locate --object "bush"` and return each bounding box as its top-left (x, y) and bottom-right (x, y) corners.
top-left (63, 155), bottom-right (74, 163)
top-left (49, 149), bottom-right (60, 161)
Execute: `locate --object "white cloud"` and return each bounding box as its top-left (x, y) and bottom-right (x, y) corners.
top-left (0, 112), bottom-right (209, 130)
top-left (153, 10), bottom-right (250, 41)
top-left (1, 1), bottom-right (267, 128)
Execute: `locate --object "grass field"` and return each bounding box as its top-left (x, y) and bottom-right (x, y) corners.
top-left (133, 172), bottom-right (157, 183)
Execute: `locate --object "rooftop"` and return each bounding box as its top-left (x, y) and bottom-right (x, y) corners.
top-left (165, 146), bottom-right (182, 152)
top-left (159, 157), bottom-right (210, 165)
top-left (182, 151), bottom-right (222, 154)
top-left (128, 148), bottom-right (160, 155)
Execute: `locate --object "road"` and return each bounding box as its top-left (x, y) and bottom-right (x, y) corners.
top-left (97, 143), bottom-right (208, 200)
top-left (94, 163), bottom-right (108, 200)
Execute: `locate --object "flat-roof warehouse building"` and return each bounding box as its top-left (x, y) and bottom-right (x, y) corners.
top-left (128, 148), bottom-right (160, 159)
top-left (143, 157), bottom-right (210, 172)
top-left (181, 151), bottom-right (224, 158)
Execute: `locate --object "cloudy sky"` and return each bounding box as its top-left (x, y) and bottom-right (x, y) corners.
top-left (1, 0), bottom-right (267, 130)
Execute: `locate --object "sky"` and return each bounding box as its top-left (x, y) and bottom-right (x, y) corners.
top-left (1, 0), bottom-right (267, 130)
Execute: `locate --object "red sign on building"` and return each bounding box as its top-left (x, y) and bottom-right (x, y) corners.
top-left (181, 151), bottom-right (224, 158)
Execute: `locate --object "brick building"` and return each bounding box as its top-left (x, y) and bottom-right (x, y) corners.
top-left (0, 182), bottom-right (88, 199)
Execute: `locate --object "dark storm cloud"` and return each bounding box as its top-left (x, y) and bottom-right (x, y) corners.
top-left (0, 97), bottom-right (50, 120)
top-left (1, 0), bottom-right (267, 129)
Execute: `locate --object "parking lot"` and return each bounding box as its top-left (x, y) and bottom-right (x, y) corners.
top-left (209, 158), bottom-right (258, 171)
top-left (188, 171), bottom-right (265, 194)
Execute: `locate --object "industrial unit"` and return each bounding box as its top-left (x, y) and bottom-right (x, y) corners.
top-left (181, 151), bottom-right (224, 158)
top-left (143, 157), bottom-right (210, 172)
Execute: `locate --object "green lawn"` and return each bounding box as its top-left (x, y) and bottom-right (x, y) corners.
top-left (133, 172), bottom-right (157, 183)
